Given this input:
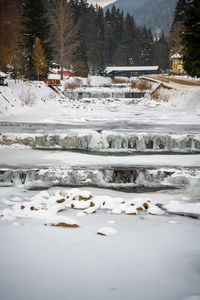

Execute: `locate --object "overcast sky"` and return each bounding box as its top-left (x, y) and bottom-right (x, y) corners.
top-left (88, 0), bottom-right (115, 8)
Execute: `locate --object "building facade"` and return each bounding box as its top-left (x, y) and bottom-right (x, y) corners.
top-left (105, 66), bottom-right (159, 77)
top-left (170, 53), bottom-right (186, 75)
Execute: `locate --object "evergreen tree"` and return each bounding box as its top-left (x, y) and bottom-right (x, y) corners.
top-left (181, 0), bottom-right (200, 77)
top-left (168, 0), bottom-right (188, 53)
top-left (98, 57), bottom-right (107, 76)
top-left (71, 22), bottom-right (88, 77)
top-left (46, 1), bottom-right (171, 76)
top-left (153, 33), bottom-right (169, 71)
top-left (95, 6), bottom-right (105, 70)
top-left (104, 9), bottom-right (113, 64)
top-left (136, 27), bottom-right (154, 65)
top-left (172, 0), bottom-right (188, 24)
top-left (113, 44), bottom-right (127, 65)
top-left (32, 37), bottom-right (47, 80)
top-left (83, 4), bottom-right (98, 72)
top-left (123, 13), bottom-right (136, 64)
top-left (89, 44), bottom-right (100, 75)
top-left (21, 0), bottom-right (52, 78)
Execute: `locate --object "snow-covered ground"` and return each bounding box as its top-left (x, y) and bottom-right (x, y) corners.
top-left (0, 76), bottom-right (200, 300)
top-left (0, 186), bottom-right (200, 300)
top-left (0, 77), bottom-right (200, 126)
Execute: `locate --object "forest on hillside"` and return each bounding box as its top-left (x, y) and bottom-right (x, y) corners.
top-left (104, 0), bottom-right (177, 36)
top-left (0, 0), bottom-right (169, 78)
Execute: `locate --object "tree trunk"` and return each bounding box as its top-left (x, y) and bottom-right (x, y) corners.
top-left (60, 38), bottom-right (64, 80)
top-left (61, 63), bottom-right (63, 80)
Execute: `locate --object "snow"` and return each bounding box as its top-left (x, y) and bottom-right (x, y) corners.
top-left (84, 206), bottom-right (97, 214)
top-left (0, 214), bottom-right (199, 300)
top-left (171, 88), bottom-right (200, 112)
top-left (88, 75), bottom-right (112, 86)
top-left (97, 227), bottom-right (119, 236)
top-left (0, 185), bottom-right (200, 299)
top-left (46, 216), bottom-right (79, 227)
top-left (106, 66), bottom-right (159, 73)
top-left (47, 74), bottom-right (62, 80)
top-left (0, 79), bottom-right (199, 131)
top-left (71, 200), bottom-right (91, 209)
top-left (164, 201), bottom-right (200, 216)
top-left (0, 76), bottom-right (200, 300)
top-left (12, 221), bottom-right (20, 226)
top-left (1, 130), bottom-right (200, 152)
top-left (170, 53), bottom-right (183, 59)
top-left (38, 191), bottom-right (50, 199)
top-left (1, 149), bottom-right (200, 168)
top-left (0, 79), bottom-right (61, 117)
top-left (0, 187), bottom-right (199, 223)
top-left (0, 71), bottom-right (8, 77)
top-left (147, 205), bottom-right (165, 215)
top-left (108, 220), bottom-right (115, 224)
top-left (173, 75), bottom-right (200, 81)
top-left (125, 206), bottom-right (138, 215)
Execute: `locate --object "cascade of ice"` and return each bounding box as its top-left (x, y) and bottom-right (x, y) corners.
top-left (0, 167), bottom-right (199, 189)
top-left (64, 91), bottom-right (145, 99)
top-left (1, 132), bottom-right (200, 152)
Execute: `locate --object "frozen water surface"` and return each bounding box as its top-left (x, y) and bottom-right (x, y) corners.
top-left (0, 79), bottom-right (200, 300)
top-left (1, 149), bottom-right (200, 168)
top-left (0, 187), bottom-right (200, 300)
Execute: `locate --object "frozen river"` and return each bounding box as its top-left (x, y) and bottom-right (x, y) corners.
top-left (0, 81), bottom-right (200, 300)
top-left (0, 186), bottom-right (200, 300)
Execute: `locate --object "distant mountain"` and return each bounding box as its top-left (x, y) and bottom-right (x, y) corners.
top-left (104, 0), bottom-right (177, 35)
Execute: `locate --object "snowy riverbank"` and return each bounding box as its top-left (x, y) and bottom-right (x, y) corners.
top-left (0, 76), bottom-right (200, 300)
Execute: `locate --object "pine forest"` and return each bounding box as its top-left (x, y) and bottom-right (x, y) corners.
top-left (0, 0), bottom-right (169, 78)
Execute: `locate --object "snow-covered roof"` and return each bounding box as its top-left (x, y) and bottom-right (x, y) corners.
top-left (50, 67), bottom-right (67, 73)
top-left (106, 66), bottom-right (159, 73)
top-left (48, 74), bottom-right (61, 80)
top-left (171, 53), bottom-right (183, 59)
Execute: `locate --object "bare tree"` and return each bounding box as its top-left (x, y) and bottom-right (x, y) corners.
top-left (0, 0), bottom-right (20, 70)
top-left (32, 37), bottom-right (47, 80)
top-left (50, 0), bottom-right (77, 80)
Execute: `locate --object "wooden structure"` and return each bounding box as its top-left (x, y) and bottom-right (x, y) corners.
top-left (170, 53), bottom-right (186, 75)
top-left (58, 71), bottom-right (74, 77)
top-left (44, 79), bottom-right (61, 86)
top-left (106, 66), bottom-right (159, 77)
top-left (49, 63), bottom-right (74, 77)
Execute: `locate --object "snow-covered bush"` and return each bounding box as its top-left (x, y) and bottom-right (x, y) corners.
top-left (135, 79), bottom-right (152, 91)
top-left (111, 78), bottom-right (130, 84)
top-left (151, 85), bottom-right (170, 102)
top-left (20, 89), bottom-right (36, 106)
top-left (64, 78), bottom-right (82, 90)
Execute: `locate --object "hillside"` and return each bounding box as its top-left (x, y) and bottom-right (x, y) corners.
top-left (104, 0), bottom-right (177, 35)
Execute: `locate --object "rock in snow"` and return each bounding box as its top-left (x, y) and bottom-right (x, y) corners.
top-left (147, 205), bottom-right (164, 216)
top-left (125, 206), bottom-right (138, 215)
top-left (97, 227), bottom-right (119, 236)
top-left (46, 216), bottom-right (79, 228)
